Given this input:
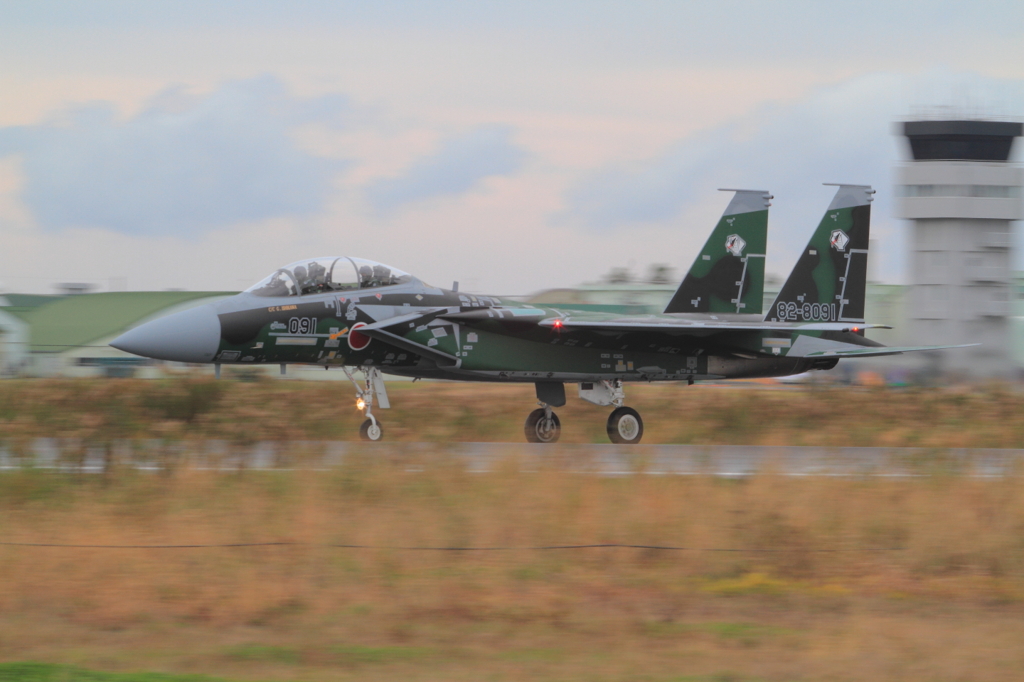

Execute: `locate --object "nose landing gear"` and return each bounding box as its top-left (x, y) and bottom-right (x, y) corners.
top-left (359, 418), bottom-right (383, 441)
top-left (345, 366), bottom-right (389, 441)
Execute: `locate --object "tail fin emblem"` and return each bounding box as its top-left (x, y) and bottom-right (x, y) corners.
top-left (725, 234), bottom-right (746, 257)
top-left (830, 229), bottom-right (849, 252)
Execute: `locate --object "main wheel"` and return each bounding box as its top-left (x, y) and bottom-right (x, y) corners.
top-left (607, 406), bottom-right (643, 444)
top-left (524, 408), bottom-right (561, 443)
top-left (359, 418), bottom-right (384, 441)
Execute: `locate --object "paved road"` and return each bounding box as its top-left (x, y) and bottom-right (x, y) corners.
top-left (2, 439), bottom-right (1022, 477)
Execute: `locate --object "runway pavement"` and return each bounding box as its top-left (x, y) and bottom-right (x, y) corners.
top-left (2, 439), bottom-right (1023, 477)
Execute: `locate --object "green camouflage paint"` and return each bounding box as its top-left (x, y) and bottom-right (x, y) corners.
top-left (665, 189), bottom-right (770, 315)
top-left (767, 185), bottom-right (873, 324)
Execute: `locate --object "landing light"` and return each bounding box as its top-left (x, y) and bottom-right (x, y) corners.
top-left (356, 398), bottom-right (366, 411)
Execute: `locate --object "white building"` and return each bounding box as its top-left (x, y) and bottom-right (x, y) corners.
top-left (0, 305), bottom-right (30, 376)
top-left (894, 120), bottom-right (1023, 378)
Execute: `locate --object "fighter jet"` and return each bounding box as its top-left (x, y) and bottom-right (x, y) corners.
top-left (111, 184), bottom-right (966, 444)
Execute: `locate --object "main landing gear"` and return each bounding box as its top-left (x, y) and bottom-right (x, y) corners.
top-left (524, 406), bottom-right (562, 443)
top-left (606, 406), bottom-right (644, 444)
top-left (524, 380), bottom-right (645, 444)
top-left (345, 366), bottom-right (390, 441)
top-left (524, 380), bottom-right (564, 443)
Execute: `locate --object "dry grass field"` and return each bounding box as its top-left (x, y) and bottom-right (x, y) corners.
top-left (2, 380), bottom-right (1024, 680)
top-left (3, 458), bottom-right (1024, 681)
top-left (0, 378), bottom-right (1023, 447)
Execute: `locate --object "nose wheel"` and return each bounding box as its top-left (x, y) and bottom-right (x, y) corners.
top-left (607, 406), bottom-right (643, 444)
top-left (359, 418), bottom-right (384, 441)
top-left (345, 367), bottom-right (389, 441)
top-left (524, 406), bottom-right (561, 443)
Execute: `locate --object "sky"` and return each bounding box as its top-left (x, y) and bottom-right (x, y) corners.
top-left (1, 1), bottom-right (1024, 295)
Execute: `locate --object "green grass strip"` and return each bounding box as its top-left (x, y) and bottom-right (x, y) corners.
top-left (0, 662), bottom-right (260, 682)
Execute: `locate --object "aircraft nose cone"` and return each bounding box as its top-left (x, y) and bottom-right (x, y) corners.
top-left (110, 303), bottom-right (221, 363)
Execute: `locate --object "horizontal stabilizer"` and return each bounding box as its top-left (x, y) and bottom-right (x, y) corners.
top-left (802, 343), bottom-right (979, 359)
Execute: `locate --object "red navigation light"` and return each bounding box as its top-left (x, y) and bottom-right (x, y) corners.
top-left (553, 319), bottom-right (563, 329)
top-left (852, 326), bottom-right (860, 332)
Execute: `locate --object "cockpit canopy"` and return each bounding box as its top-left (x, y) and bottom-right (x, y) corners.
top-left (246, 257), bottom-right (415, 297)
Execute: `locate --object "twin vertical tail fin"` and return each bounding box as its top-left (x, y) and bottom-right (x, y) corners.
top-left (664, 189), bottom-right (771, 315)
top-left (766, 184), bottom-right (874, 323)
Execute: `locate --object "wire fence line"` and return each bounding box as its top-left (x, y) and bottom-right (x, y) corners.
top-left (0, 540), bottom-right (907, 552)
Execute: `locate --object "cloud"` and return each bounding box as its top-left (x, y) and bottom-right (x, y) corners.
top-left (566, 71), bottom-right (1024, 232)
top-left (564, 73), bottom-right (908, 233)
top-left (0, 75), bottom-right (350, 237)
top-left (366, 125), bottom-right (527, 212)
top-left (562, 70), bottom-right (1024, 281)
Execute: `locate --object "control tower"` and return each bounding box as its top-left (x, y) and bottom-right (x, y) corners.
top-left (894, 120), bottom-right (1023, 378)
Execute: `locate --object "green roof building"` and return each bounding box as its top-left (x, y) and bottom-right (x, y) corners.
top-left (0, 292), bottom-right (232, 377)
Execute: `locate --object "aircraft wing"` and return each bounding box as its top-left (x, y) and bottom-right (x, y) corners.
top-left (439, 308), bottom-right (889, 334)
top-left (536, 318), bottom-right (891, 334)
top-left (540, 317), bottom-right (971, 358)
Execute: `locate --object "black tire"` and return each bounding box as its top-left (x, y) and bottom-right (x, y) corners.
top-left (607, 406), bottom-right (643, 444)
top-left (524, 408), bottom-right (561, 443)
top-left (359, 418), bottom-right (384, 441)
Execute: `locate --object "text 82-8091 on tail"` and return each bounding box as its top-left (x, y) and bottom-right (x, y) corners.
top-left (111, 186), bottom-right (973, 444)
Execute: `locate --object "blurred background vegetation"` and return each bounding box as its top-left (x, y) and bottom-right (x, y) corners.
top-left (1, 379), bottom-right (1023, 447)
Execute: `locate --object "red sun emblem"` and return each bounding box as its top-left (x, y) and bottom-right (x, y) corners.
top-left (348, 322), bottom-right (372, 351)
